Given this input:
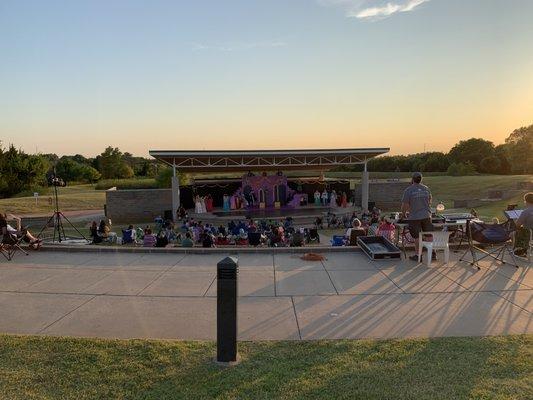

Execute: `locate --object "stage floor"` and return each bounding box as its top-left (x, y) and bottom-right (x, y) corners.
top-left (211, 205), bottom-right (342, 218)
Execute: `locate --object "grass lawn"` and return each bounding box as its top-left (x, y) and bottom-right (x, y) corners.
top-left (0, 185), bottom-right (105, 214)
top-left (0, 335), bottom-right (531, 400)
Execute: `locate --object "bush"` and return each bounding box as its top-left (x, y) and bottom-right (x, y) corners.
top-left (447, 162), bottom-right (477, 176)
top-left (95, 179), bottom-right (158, 190)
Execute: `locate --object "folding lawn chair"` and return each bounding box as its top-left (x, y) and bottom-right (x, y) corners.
top-left (459, 219), bottom-right (519, 270)
top-left (0, 228), bottom-right (29, 261)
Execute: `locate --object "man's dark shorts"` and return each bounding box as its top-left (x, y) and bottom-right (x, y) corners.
top-left (408, 218), bottom-right (434, 238)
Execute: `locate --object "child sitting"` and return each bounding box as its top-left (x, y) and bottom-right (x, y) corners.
top-left (376, 217), bottom-right (396, 242)
top-left (143, 228), bottom-right (157, 247)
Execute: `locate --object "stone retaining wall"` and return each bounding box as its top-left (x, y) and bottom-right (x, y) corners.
top-left (106, 189), bottom-right (173, 222)
top-left (354, 181), bottom-right (410, 210)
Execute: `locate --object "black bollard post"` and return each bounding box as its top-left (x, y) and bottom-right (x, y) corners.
top-left (217, 256), bottom-right (238, 364)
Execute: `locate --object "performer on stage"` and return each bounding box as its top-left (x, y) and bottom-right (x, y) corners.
top-left (341, 192), bottom-right (348, 208)
top-left (194, 195), bottom-right (203, 214)
top-left (321, 190), bottom-right (328, 206)
top-left (330, 190), bottom-right (337, 207)
top-left (205, 194), bottom-right (213, 212)
top-left (223, 194), bottom-right (230, 211)
top-left (230, 194), bottom-right (236, 210)
top-left (200, 196), bottom-right (207, 213)
top-left (314, 190), bottom-right (321, 206)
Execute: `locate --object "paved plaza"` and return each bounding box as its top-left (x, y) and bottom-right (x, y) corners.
top-left (0, 250), bottom-right (531, 340)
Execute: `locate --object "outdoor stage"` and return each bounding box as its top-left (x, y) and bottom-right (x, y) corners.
top-left (149, 148), bottom-right (391, 222)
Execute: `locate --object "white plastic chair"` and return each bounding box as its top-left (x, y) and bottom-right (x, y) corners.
top-left (418, 231), bottom-right (451, 267)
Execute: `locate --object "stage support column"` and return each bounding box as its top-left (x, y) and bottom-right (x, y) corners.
top-left (361, 161), bottom-right (369, 211)
top-left (171, 160), bottom-right (180, 222)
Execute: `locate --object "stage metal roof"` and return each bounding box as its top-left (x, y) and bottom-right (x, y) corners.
top-left (149, 148), bottom-right (389, 173)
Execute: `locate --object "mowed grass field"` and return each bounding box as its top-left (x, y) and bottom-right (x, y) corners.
top-left (0, 184), bottom-right (105, 214)
top-left (0, 335), bottom-right (531, 400)
top-left (0, 175), bottom-right (531, 219)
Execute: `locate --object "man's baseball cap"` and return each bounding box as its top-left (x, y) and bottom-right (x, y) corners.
top-left (412, 172), bottom-right (423, 179)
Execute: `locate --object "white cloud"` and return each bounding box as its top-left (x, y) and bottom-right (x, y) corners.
top-left (191, 41), bottom-right (287, 52)
top-left (319, 0), bottom-right (430, 21)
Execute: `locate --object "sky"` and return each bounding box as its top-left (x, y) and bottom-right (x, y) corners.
top-left (1, 0), bottom-right (532, 157)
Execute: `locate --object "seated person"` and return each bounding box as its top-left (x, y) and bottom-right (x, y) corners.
top-left (345, 219), bottom-right (366, 240)
top-left (360, 209), bottom-right (371, 224)
top-left (290, 228), bottom-right (305, 247)
top-left (122, 225), bottom-right (135, 244)
top-left (314, 217), bottom-right (324, 229)
top-left (0, 213), bottom-right (42, 249)
top-left (342, 214), bottom-right (351, 228)
top-left (376, 217), bottom-right (396, 241)
top-left (235, 228), bottom-right (248, 245)
top-left (143, 228), bottom-right (157, 247)
top-left (201, 230), bottom-right (215, 248)
top-left (514, 192), bottom-right (533, 257)
top-left (177, 206), bottom-right (188, 220)
top-left (98, 220), bottom-right (110, 239)
top-left (155, 231), bottom-right (169, 247)
top-left (269, 227), bottom-right (284, 247)
top-left (216, 233), bottom-right (230, 246)
top-left (367, 218), bottom-right (380, 236)
top-left (181, 232), bottom-right (194, 247)
top-left (89, 221), bottom-right (102, 244)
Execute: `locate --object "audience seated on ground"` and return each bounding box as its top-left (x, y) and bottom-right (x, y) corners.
top-left (376, 217), bottom-right (395, 242)
top-left (201, 230), bottom-right (215, 248)
top-left (155, 231), bottom-right (169, 247)
top-left (290, 228), bottom-right (305, 247)
top-left (89, 221), bottom-right (102, 244)
top-left (122, 225), bottom-right (135, 244)
top-left (306, 228), bottom-right (320, 244)
top-left (181, 232), bottom-right (194, 247)
top-left (248, 231), bottom-right (262, 246)
top-left (143, 228), bottom-right (157, 247)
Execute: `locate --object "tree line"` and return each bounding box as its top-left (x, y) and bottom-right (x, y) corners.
top-left (0, 124), bottom-right (531, 198)
top-left (0, 145), bottom-right (160, 198)
top-left (352, 124), bottom-right (532, 175)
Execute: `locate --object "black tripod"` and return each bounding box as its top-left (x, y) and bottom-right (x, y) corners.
top-left (37, 184), bottom-right (89, 243)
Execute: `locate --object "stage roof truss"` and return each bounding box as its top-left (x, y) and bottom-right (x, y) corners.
top-left (150, 148), bottom-right (389, 173)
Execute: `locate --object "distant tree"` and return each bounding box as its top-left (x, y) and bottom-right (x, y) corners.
top-left (155, 167), bottom-right (188, 188)
top-left (448, 138), bottom-right (495, 171)
top-left (420, 152), bottom-right (450, 172)
top-left (494, 144), bottom-right (512, 174)
top-left (0, 144), bottom-right (49, 197)
top-left (479, 156), bottom-right (502, 174)
top-left (447, 162), bottom-right (477, 176)
top-left (97, 147), bottom-right (134, 179)
top-left (504, 124), bottom-right (532, 174)
top-left (55, 157), bottom-right (101, 183)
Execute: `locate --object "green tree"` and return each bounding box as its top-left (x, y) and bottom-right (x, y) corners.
top-left (504, 124), bottom-right (532, 174)
top-left (447, 162), bottom-right (477, 176)
top-left (0, 144), bottom-right (49, 197)
top-left (448, 138), bottom-right (495, 171)
top-left (155, 167), bottom-right (189, 188)
top-left (479, 156), bottom-right (502, 174)
top-left (97, 147), bottom-right (133, 179)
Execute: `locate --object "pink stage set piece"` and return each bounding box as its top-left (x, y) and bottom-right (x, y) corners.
top-left (225, 172), bottom-right (308, 211)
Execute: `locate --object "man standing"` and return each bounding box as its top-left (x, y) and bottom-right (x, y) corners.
top-left (401, 172), bottom-right (435, 262)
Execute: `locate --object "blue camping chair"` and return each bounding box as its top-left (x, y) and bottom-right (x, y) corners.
top-left (331, 235), bottom-right (346, 247)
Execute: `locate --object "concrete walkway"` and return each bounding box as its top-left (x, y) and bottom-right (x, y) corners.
top-left (0, 250), bottom-right (531, 340)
